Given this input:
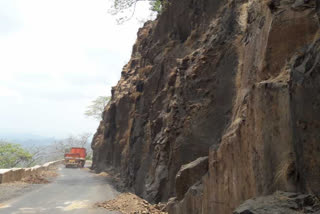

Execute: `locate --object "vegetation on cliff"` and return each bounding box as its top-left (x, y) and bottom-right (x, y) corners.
top-left (85, 96), bottom-right (111, 120)
top-left (109, 0), bottom-right (166, 23)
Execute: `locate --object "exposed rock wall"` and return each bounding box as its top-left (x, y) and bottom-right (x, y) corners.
top-left (92, 0), bottom-right (320, 213)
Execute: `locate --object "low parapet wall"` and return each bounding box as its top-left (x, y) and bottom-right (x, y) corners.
top-left (0, 160), bottom-right (63, 184)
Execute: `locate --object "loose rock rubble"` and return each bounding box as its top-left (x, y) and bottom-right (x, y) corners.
top-left (22, 170), bottom-right (58, 184)
top-left (22, 174), bottom-right (49, 184)
top-left (95, 192), bottom-right (167, 214)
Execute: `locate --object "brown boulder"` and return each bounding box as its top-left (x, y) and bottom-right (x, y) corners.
top-left (175, 157), bottom-right (208, 200)
top-left (234, 191), bottom-right (320, 214)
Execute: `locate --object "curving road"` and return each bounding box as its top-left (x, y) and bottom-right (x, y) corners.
top-left (0, 165), bottom-right (120, 214)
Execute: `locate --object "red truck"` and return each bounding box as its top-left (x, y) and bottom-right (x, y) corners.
top-left (64, 147), bottom-right (86, 168)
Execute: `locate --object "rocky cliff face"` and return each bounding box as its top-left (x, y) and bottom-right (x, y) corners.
top-left (92, 0), bottom-right (320, 213)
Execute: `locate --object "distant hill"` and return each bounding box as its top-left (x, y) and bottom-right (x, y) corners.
top-left (0, 133), bottom-right (55, 148)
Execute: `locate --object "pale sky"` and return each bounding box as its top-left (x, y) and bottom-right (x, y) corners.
top-left (0, 0), bottom-right (152, 138)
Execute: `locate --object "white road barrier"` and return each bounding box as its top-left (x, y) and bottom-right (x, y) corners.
top-left (0, 160), bottom-right (64, 184)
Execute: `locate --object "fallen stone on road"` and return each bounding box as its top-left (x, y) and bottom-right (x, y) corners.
top-left (95, 192), bottom-right (167, 214)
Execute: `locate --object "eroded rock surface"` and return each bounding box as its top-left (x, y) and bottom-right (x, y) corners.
top-left (92, 0), bottom-right (320, 213)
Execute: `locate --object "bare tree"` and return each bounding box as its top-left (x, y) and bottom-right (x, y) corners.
top-left (85, 96), bottom-right (110, 120)
top-left (25, 146), bottom-right (47, 167)
top-left (49, 133), bottom-right (92, 160)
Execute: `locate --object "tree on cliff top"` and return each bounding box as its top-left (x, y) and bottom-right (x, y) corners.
top-left (85, 96), bottom-right (110, 120)
top-left (50, 133), bottom-right (93, 160)
top-left (110, 0), bottom-right (167, 24)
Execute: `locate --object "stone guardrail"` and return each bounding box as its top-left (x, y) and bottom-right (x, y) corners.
top-left (0, 160), bottom-right (64, 184)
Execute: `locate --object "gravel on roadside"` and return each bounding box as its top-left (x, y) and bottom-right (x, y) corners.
top-left (95, 192), bottom-right (167, 214)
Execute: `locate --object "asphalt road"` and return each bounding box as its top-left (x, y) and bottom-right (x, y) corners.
top-left (0, 165), bottom-right (120, 214)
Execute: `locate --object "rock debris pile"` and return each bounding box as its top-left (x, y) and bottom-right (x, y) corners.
top-left (95, 193), bottom-right (167, 214)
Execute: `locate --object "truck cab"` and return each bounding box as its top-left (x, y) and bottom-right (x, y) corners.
top-left (64, 147), bottom-right (86, 168)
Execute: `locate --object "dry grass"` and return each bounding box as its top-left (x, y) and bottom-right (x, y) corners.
top-left (274, 158), bottom-right (295, 186)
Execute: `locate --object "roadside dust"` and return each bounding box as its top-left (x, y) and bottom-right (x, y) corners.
top-left (95, 192), bottom-right (167, 214)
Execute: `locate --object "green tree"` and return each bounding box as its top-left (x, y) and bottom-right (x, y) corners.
top-left (150, 0), bottom-right (165, 13)
top-left (85, 96), bottom-right (110, 120)
top-left (0, 142), bottom-right (32, 168)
